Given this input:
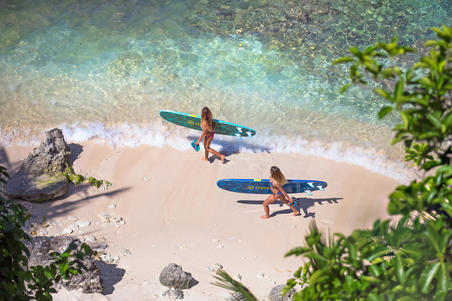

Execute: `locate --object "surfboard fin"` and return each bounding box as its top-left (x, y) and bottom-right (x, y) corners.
top-left (236, 127), bottom-right (243, 133)
top-left (305, 190), bottom-right (312, 196)
top-left (307, 182), bottom-right (315, 188)
top-left (246, 131), bottom-right (253, 137)
top-left (235, 133), bottom-right (242, 139)
top-left (316, 185), bottom-right (324, 191)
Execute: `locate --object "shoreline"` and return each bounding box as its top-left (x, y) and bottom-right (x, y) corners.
top-left (0, 119), bottom-right (413, 184)
top-left (2, 140), bottom-right (403, 300)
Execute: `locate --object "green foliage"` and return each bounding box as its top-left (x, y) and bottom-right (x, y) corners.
top-left (282, 25), bottom-right (452, 301)
top-left (212, 269), bottom-right (258, 301)
top-left (64, 164), bottom-right (111, 189)
top-left (285, 216), bottom-right (452, 300)
top-left (387, 166), bottom-right (452, 220)
top-left (334, 25), bottom-right (452, 171)
top-left (0, 166), bottom-right (95, 301)
top-left (0, 196), bottom-right (95, 301)
top-left (1, 195), bottom-right (31, 300)
top-left (25, 241), bottom-right (94, 301)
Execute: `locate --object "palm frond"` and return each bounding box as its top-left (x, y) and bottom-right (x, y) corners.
top-left (211, 269), bottom-right (258, 301)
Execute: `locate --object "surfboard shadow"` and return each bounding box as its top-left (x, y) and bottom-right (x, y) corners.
top-left (187, 135), bottom-right (271, 155)
top-left (237, 197), bottom-right (342, 218)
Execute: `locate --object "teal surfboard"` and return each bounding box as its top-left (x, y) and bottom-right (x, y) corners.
top-left (217, 179), bottom-right (327, 195)
top-left (160, 110), bottom-right (256, 138)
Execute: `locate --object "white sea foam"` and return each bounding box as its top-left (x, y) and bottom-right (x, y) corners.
top-left (0, 122), bottom-right (415, 183)
top-left (209, 134), bottom-right (414, 183)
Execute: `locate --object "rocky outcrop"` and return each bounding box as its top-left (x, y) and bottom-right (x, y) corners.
top-left (6, 128), bottom-right (70, 202)
top-left (269, 284), bottom-right (297, 301)
top-left (160, 263), bottom-right (198, 299)
top-left (26, 236), bottom-right (103, 294)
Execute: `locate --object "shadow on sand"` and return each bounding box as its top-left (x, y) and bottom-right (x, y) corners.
top-left (0, 145), bottom-right (23, 173)
top-left (68, 143), bottom-right (83, 165)
top-left (95, 261), bottom-right (126, 295)
top-left (187, 135), bottom-right (271, 156)
top-left (31, 186), bottom-right (132, 220)
top-left (237, 197), bottom-right (343, 218)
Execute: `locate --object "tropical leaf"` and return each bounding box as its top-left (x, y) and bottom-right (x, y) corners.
top-left (378, 107), bottom-right (393, 119)
top-left (212, 269), bottom-right (258, 301)
top-left (333, 57), bottom-right (355, 64)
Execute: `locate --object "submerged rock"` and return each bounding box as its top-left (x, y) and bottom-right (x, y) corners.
top-left (26, 236), bottom-right (103, 294)
top-left (6, 128), bottom-right (70, 202)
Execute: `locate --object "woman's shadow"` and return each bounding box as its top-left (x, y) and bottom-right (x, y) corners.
top-left (187, 135), bottom-right (271, 156)
top-left (293, 197), bottom-right (342, 218)
top-left (237, 197), bottom-right (342, 218)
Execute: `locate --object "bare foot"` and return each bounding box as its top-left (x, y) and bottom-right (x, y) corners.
top-left (220, 155), bottom-right (225, 163)
top-left (293, 211), bottom-right (300, 216)
top-left (201, 157), bottom-right (209, 162)
top-left (260, 215), bottom-right (270, 219)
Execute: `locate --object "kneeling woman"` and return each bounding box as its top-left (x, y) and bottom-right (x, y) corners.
top-left (261, 166), bottom-right (300, 219)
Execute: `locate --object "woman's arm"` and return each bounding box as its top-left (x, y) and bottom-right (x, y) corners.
top-left (276, 183), bottom-right (294, 203)
top-left (195, 128), bottom-right (207, 145)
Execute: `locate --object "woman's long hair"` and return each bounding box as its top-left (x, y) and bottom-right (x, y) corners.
top-left (201, 107), bottom-right (213, 132)
top-left (270, 166), bottom-right (287, 185)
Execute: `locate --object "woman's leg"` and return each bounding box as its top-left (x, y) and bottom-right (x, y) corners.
top-left (202, 137), bottom-right (209, 161)
top-left (277, 195), bottom-right (300, 216)
top-left (204, 135), bottom-right (225, 162)
top-left (261, 194), bottom-right (277, 219)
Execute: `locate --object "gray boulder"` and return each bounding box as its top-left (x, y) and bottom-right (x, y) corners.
top-left (160, 263), bottom-right (198, 299)
top-left (269, 284), bottom-right (297, 301)
top-left (26, 236), bottom-right (103, 294)
top-left (6, 128), bottom-right (70, 202)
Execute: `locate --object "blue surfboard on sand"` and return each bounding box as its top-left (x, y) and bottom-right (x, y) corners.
top-left (160, 110), bottom-right (256, 138)
top-left (217, 179), bottom-right (327, 195)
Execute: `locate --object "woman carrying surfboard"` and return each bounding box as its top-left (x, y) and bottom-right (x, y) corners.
top-left (261, 166), bottom-right (300, 219)
top-left (193, 107), bottom-right (226, 163)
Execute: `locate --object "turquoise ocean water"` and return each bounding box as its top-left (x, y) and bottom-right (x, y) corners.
top-left (0, 0), bottom-right (450, 180)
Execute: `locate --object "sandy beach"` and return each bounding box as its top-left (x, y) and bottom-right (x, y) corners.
top-left (2, 140), bottom-right (401, 300)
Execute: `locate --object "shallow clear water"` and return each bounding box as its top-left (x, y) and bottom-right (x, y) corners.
top-left (0, 0), bottom-right (450, 180)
